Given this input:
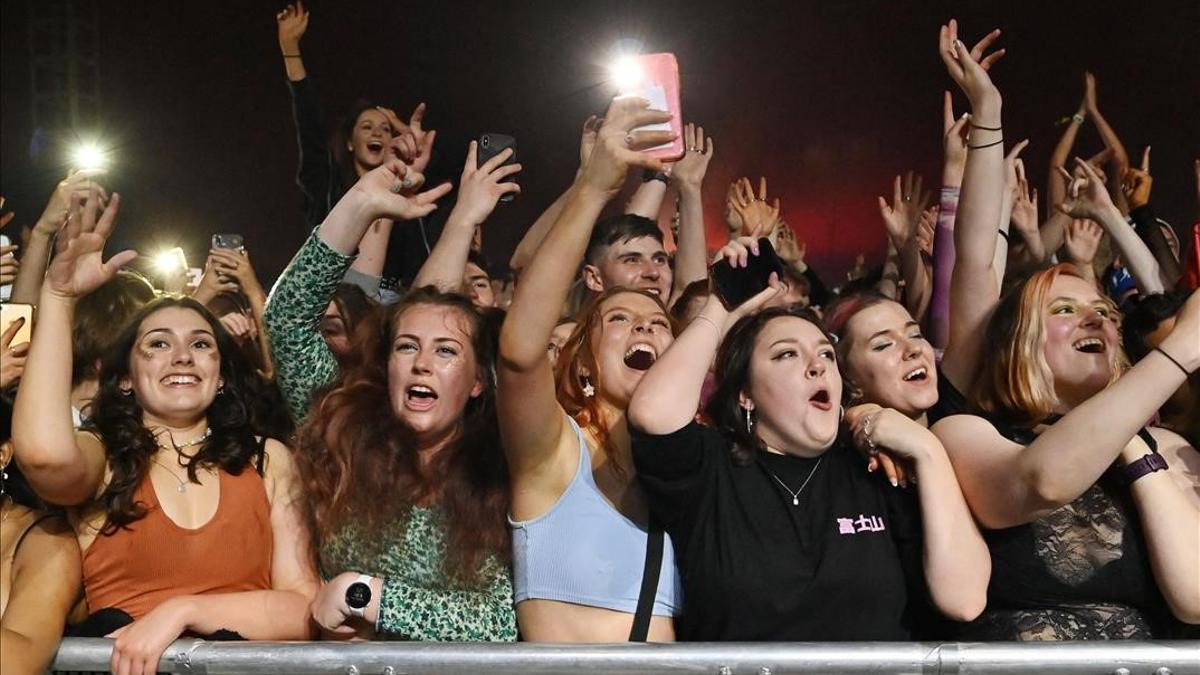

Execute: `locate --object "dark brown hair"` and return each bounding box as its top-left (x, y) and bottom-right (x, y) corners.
top-left (87, 297), bottom-right (268, 533)
top-left (72, 270), bottom-right (157, 386)
top-left (294, 287), bottom-right (509, 582)
top-left (704, 305), bottom-right (837, 465)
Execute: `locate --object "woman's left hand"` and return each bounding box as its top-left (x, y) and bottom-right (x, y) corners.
top-left (309, 573), bottom-right (360, 636)
top-left (107, 597), bottom-right (192, 675)
top-left (845, 404), bottom-right (931, 487)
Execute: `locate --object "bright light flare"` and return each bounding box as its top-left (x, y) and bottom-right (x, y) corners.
top-left (71, 142), bottom-right (108, 170)
top-left (609, 56), bottom-right (645, 92)
top-left (154, 248), bottom-right (187, 275)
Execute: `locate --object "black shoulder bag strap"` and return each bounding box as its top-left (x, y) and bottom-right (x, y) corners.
top-left (628, 524), bottom-right (665, 642)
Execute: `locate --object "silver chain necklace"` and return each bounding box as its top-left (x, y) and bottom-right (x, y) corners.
top-left (762, 456), bottom-right (823, 506)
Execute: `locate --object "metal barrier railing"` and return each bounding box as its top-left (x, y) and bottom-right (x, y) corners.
top-left (50, 638), bottom-right (1200, 674)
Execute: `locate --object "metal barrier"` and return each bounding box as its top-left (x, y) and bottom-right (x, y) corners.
top-left (50, 638), bottom-right (1200, 674)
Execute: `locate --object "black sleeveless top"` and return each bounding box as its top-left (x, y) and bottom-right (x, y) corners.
top-left (958, 418), bottom-right (1173, 640)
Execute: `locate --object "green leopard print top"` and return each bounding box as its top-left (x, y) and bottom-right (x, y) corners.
top-left (264, 230), bottom-right (350, 421)
top-left (321, 508), bottom-right (517, 641)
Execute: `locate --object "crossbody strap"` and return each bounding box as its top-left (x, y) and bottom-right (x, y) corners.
top-left (628, 524), bottom-right (665, 642)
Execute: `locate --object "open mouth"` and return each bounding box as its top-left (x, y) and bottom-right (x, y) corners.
top-left (161, 374), bottom-right (199, 387)
top-left (366, 141), bottom-right (385, 153)
top-left (809, 388), bottom-right (832, 411)
top-left (405, 384), bottom-right (439, 410)
top-left (1072, 337), bottom-right (1106, 354)
top-left (902, 366), bottom-right (929, 383)
top-left (643, 287), bottom-right (662, 296)
top-left (623, 344), bottom-right (658, 371)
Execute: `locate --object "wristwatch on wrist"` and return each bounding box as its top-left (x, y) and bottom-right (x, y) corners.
top-left (1123, 452), bottom-right (1168, 486)
top-left (344, 574), bottom-right (373, 619)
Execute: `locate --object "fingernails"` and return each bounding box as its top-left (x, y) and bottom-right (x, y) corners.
top-left (890, 479), bottom-right (899, 487)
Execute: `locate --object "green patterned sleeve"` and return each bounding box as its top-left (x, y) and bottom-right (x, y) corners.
top-left (263, 230), bottom-right (353, 421)
top-left (376, 559), bottom-right (517, 642)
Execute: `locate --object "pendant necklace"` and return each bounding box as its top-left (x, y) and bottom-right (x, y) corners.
top-left (762, 456), bottom-right (823, 506)
top-left (153, 428), bottom-right (213, 493)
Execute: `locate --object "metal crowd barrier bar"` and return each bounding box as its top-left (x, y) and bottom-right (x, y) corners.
top-left (51, 638), bottom-right (1200, 675)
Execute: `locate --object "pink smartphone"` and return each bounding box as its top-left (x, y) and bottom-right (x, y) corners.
top-left (615, 53), bottom-right (684, 161)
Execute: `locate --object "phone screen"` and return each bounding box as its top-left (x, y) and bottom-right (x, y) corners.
top-left (212, 234), bottom-right (244, 251)
top-left (711, 238), bottom-right (784, 310)
top-left (615, 53), bottom-right (684, 161)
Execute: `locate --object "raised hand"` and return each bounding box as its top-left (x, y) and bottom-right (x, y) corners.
top-left (1057, 158), bottom-right (1117, 221)
top-left (942, 91), bottom-right (971, 184)
top-left (670, 123), bottom-right (714, 190)
top-left (1122, 146), bottom-right (1152, 210)
top-left (0, 316), bottom-right (29, 391)
top-left (276, 1), bottom-right (309, 53)
top-left (0, 242), bottom-right (17, 286)
top-left (1063, 218), bottom-right (1103, 267)
top-left (35, 169), bottom-right (107, 235)
top-left (709, 235), bottom-right (785, 321)
top-left (1083, 71), bottom-right (1099, 115)
top-left (731, 177), bottom-right (781, 238)
top-left (209, 248), bottom-right (267, 302)
top-left (44, 193), bottom-right (137, 300)
top-left (219, 312), bottom-right (259, 344)
top-left (938, 19), bottom-right (1004, 118)
top-left (577, 96), bottom-right (674, 197)
top-left (916, 205), bottom-right (938, 256)
top-left (724, 181), bottom-right (744, 235)
top-left (579, 115), bottom-right (602, 171)
top-left (450, 141), bottom-right (522, 227)
top-left (350, 159), bottom-right (453, 222)
top-left (878, 171), bottom-right (931, 249)
top-left (1010, 165), bottom-right (1039, 243)
top-left (774, 223), bottom-right (806, 266)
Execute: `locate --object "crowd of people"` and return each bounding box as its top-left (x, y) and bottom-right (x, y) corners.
top-left (1, 6), bottom-right (1198, 674)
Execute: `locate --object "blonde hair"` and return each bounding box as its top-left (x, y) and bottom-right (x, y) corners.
top-left (974, 264), bottom-right (1126, 427)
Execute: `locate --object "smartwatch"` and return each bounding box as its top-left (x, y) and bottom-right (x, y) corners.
top-left (642, 168), bottom-right (670, 184)
top-left (345, 574), bottom-right (374, 619)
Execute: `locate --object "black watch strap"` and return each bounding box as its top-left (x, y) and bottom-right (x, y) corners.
top-left (1123, 428), bottom-right (1166, 485)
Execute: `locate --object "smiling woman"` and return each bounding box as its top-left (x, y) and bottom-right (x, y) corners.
top-left (11, 195), bottom-right (319, 675)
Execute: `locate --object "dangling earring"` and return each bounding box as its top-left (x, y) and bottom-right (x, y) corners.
top-left (744, 407), bottom-right (754, 434)
top-left (217, 383), bottom-right (226, 395)
top-left (581, 377), bottom-right (595, 398)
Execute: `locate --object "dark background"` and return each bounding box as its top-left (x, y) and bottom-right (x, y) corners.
top-left (3, 0), bottom-right (1198, 285)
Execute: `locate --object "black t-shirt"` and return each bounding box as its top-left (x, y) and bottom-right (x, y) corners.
top-left (631, 421), bottom-right (929, 641)
top-left (927, 365), bottom-right (969, 427)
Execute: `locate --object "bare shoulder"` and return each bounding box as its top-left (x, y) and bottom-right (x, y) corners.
top-left (14, 515), bottom-right (81, 577)
top-left (258, 437), bottom-right (299, 504)
top-left (931, 413), bottom-right (1016, 456)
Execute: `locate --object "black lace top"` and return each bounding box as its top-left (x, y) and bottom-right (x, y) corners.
top-left (959, 419), bottom-right (1173, 640)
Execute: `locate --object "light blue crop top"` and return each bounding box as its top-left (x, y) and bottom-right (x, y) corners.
top-left (509, 415), bottom-right (682, 617)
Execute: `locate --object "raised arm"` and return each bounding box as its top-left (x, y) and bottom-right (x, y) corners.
top-left (1123, 147), bottom-right (1182, 286)
top-left (413, 142), bottom-right (521, 292)
top-left (667, 123), bottom-right (714, 304)
top-left (209, 248), bottom-right (276, 380)
top-left (629, 237), bottom-right (782, 435)
top-left (934, 289), bottom-right (1200, 529)
top-left (498, 97), bottom-right (672, 477)
top-left (929, 92), bottom-right (970, 348)
top-left (277, 2), bottom-right (309, 83)
top-left (1059, 158), bottom-right (1164, 294)
top-left (10, 171), bottom-right (106, 304)
top-left (1083, 72), bottom-right (1131, 214)
top-left (12, 195), bottom-right (137, 505)
top-left (939, 19), bottom-right (1007, 391)
top-left (878, 172), bottom-right (933, 315)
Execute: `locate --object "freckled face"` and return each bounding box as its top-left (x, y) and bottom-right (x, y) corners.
top-left (387, 304), bottom-right (485, 448)
top-left (123, 307), bottom-right (223, 425)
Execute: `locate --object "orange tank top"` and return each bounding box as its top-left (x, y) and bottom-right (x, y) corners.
top-left (82, 466), bottom-right (273, 620)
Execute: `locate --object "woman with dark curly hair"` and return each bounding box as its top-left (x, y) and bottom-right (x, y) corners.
top-left (11, 196), bottom-right (318, 675)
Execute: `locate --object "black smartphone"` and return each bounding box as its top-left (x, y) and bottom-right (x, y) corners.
top-left (711, 238), bottom-right (785, 310)
top-left (477, 133), bottom-right (517, 203)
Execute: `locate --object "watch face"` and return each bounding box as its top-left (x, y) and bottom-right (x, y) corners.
top-left (346, 582), bottom-right (372, 609)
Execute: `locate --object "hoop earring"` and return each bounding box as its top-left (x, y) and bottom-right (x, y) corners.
top-left (839, 405), bottom-right (845, 423)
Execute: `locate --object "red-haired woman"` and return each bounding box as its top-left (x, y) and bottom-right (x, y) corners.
top-left (270, 147), bottom-right (515, 640)
top-left (498, 98), bottom-right (682, 642)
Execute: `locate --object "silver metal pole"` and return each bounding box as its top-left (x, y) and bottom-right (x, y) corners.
top-left (50, 638), bottom-right (1200, 675)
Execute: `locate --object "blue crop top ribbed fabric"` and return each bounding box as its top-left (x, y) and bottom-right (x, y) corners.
top-left (509, 415), bottom-right (682, 616)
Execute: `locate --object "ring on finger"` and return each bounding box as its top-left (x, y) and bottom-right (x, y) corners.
top-left (623, 133), bottom-right (634, 147)
top-left (389, 183), bottom-right (403, 194)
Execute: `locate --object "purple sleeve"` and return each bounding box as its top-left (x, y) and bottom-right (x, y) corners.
top-left (929, 186), bottom-right (959, 351)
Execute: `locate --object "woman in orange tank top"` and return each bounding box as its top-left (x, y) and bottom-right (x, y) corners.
top-left (11, 196), bottom-right (319, 675)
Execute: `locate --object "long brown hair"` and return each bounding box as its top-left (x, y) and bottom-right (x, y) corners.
top-left (294, 287), bottom-right (509, 582)
top-left (553, 288), bottom-right (675, 476)
top-left (974, 263), bottom-right (1125, 428)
